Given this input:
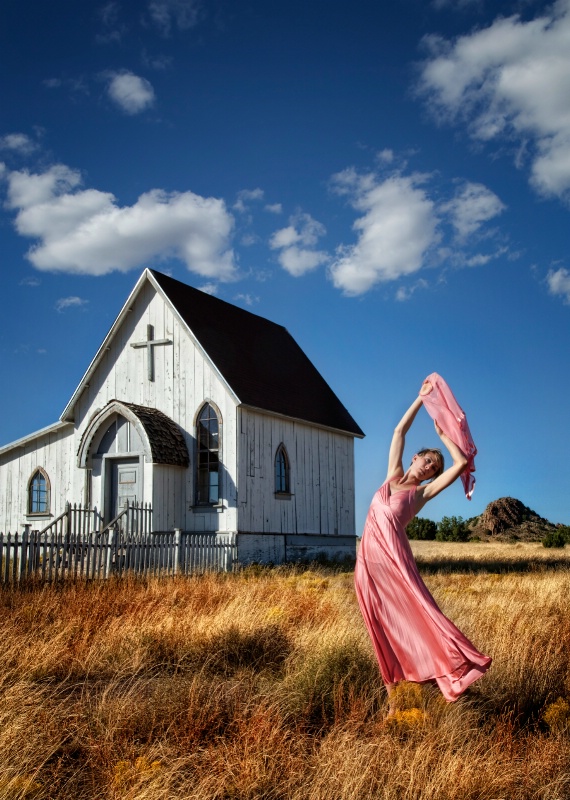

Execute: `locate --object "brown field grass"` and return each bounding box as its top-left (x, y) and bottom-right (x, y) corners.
top-left (1, 542), bottom-right (570, 799)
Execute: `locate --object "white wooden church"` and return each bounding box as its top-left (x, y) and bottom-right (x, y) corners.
top-left (0, 269), bottom-right (364, 565)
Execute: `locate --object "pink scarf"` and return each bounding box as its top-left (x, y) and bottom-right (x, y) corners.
top-left (421, 373), bottom-right (477, 499)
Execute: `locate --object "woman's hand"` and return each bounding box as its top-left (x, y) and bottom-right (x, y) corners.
top-left (419, 380), bottom-right (433, 396)
top-left (434, 420), bottom-right (443, 437)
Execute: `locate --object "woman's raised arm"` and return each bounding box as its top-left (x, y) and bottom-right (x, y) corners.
top-left (386, 382), bottom-right (432, 479)
top-left (417, 422), bottom-right (468, 507)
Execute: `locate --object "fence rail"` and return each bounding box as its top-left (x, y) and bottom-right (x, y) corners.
top-left (0, 506), bottom-right (237, 584)
top-left (39, 503), bottom-right (104, 541)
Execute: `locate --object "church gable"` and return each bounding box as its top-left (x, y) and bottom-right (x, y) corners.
top-left (69, 274), bottom-right (237, 441)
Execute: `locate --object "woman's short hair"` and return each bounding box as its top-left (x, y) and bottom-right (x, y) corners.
top-left (415, 448), bottom-right (445, 480)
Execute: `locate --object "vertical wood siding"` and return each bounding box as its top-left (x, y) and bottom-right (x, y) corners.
top-left (237, 408), bottom-right (355, 536)
top-left (0, 427), bottom-right (76, 533)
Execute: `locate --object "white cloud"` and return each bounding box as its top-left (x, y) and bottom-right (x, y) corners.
top-left (96, 1), bottom-right (127, 43)
top-left (234, 188), bottom-right (264, 213)
top-left (0, 133), bottom-right (37, 155)
top-left (277, 247), bottom-right (329, 277)
top-left (264, 203), bottom-right (283, 214)
top-left (328, 168), bottom-right (439, 296)
top-left (442, 181), bottom-right (506, 239)
top-left (270, 212), bottom-right (325, 249)
top-left (418, 0), bottom-right (570, 200)
top-left (44, 76), bottom-right (89, 95)
top-left (6, 164), bottom-right (82, 210)
top-left (464, 252), bottom-right (493, 267)
top-left (3, 164), bottom-right (237, 279)
top-left (376, 148), bottom-right (395, 164)
top-left (240, 233), bottom-right (259, 246)
top-left (269, 212), bottom-right (329, 277)
top-left (547, 266), bottom-right (570, 302)
top-left (55, 296), bottom-right (88, 312)
top-left (107, 71), bottom-right (155, 114)
top-left (269, 226), bottom-right (299, 249)
top-left (197, 283), bottom-right (218, 295)
top-left (19, 276), bottom-right (41, 287)
top-left (142, 51), bottom-right (173, 70)
top-left (234, 292), bottom-right (259, 307)
top-left (532, 133), bottom-right (570, 197)
top-left (148, 0), bottom-right (202, 35)
top-left (395, 279), bottom-right (428, 302)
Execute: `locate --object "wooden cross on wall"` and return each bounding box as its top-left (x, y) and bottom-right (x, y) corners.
top-left (130, 324), bottom-right (172, 381)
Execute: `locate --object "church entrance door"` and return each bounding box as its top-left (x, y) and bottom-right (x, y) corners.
top-left (108, 458), bottom-right (140, 522)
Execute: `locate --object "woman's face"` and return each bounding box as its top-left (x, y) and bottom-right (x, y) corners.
top-left (412, 452), bottom-right (440, 481)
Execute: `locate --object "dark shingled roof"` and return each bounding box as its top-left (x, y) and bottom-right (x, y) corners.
top-left (124, 402), bottom-right (189, 466)
top-left (150, 270), bottom-right (364, 437)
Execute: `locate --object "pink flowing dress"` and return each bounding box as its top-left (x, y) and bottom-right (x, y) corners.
top-left (354, 479), bottom-right (491, 701)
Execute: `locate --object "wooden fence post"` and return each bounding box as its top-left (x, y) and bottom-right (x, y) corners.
top-left (173, 529), bottom-right (181, 575)
top-left (106, 525), bottom-right (118, 578)
top-left (23, 525), bottom-right (33, 580)
top-left (19, 527), bottom-right (30, 583)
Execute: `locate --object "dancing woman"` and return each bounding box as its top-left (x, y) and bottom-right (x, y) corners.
top-left (354, 377), bottom-right (491, 708)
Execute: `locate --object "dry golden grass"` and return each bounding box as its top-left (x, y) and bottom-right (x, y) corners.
top-left (1, 543), bottom-right (570, 799)
top-left (411, 538), bottom-right (570, 570)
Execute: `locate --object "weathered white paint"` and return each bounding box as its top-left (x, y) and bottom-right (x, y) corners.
top-left (235, 533), bottom-right (356, 565)
top-left (0, 425), bottom-right (77, 532)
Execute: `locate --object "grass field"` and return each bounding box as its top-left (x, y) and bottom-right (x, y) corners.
top-left (1, 542), bottom-right (570, 799)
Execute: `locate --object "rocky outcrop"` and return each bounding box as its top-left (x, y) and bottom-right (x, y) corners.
top-left (470, 497), bottom-right (556, 541)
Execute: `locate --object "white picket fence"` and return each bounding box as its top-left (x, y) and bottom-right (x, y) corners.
top-left (0, 503), bottom-right (237, 584)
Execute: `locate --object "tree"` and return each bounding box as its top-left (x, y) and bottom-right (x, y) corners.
top-left (542, 528), bottom-right (568, 548)
top-left (436, 515), bottom-right (470, 542)
top-left (406, 517), bottom-right (437, 540)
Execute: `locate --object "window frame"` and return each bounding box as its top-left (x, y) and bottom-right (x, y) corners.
top-left (27, 468), bottom-right (51, 517)
top-left (274, 443), bottom-right (291, 497)
top-left (195, 401), bottom-right (222, 506)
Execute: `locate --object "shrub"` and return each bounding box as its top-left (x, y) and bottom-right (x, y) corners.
top-left (204, 623), bottom-right (292, 675)
top-left (406, 517), bottom-right (437, 540)
top-left (384, 707), bottom-right (427, 734)
top-left (542, 529), bottom-right (567, 549)
top-left (543, 697), bottom-right (570, 734)
top-left (389, 681), bottom-right (424, 709)
top-left (436, 515), bottom-right (470, 542)
top-left (284, 638), bottom-right (379, 727)
top-left (113, 756), bottom-right (162, 790)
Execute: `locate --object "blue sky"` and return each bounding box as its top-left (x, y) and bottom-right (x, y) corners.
top-left (1, 0), bottom-right (569, 531)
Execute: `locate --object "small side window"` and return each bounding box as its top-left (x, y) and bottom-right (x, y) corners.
top-left (274, 444), bottom-right (290, 494)
top-left (28, 468), bottom-right (50, 515)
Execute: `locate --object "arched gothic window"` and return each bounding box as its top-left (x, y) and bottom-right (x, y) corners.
top-left (274, 444), bottom-right (290, 494)
top-left (28, 468), bottom-right (50, 515)
top-left (196, 403), bottom-right (220, 504)
top-left (95, 414), bottom-right (144, 456)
